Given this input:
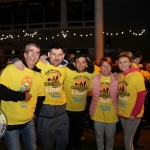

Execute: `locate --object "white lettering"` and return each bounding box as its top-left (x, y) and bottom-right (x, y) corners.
top-left (1, 5), bottom-right (12, 8)
top-left (29, 2), bottom-right (42, 6)
top-left (100, 99), bottom-right (111, 103)
top-left (119, 95), bottom-right (128, 101)
top-left (46, 87), bottom-right (62, 93)
top-left (72, 90), bottom-right (87, 95)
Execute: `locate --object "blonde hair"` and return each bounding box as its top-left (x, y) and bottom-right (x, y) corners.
top-left (119, 51), bottom-right (132, 59)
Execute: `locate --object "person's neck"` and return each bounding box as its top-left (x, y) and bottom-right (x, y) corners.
top-left (101, 72), bottom-right (111, 77)
top-left (27, 65), bottom-right (34, 69)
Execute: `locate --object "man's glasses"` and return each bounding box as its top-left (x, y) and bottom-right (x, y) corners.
top-left (26, 50), bottom-right (40, 56)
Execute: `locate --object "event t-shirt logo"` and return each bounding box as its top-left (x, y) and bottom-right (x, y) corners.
top-left (71, 75), bottom-right (89, 102)
top-left (20, 76), bottom-right (32, 92)
top-left (44, 69), bottom-right (62, 98)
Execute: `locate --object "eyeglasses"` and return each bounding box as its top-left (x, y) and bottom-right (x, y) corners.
top-left (26, 50), bottom-right (40, 56)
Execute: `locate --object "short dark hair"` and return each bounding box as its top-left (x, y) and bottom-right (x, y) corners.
top-left (74, 54), bottom-right (87, 60)
top-left (131, 50), bottom-right (142, 60)
top-left (100, 57), bottom-right (112, 67)
top-left (50, 44), bottom-right (65, 53)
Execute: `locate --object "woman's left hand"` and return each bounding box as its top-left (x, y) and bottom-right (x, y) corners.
top-left (129, 115), bottom-right (135, 120)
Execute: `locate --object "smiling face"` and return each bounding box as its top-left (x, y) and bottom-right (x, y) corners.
top-left (48, 48), bottom-right (65, 67)
top-left (118, 56), bottom-right (131, 72)
top-left (74, 57), bottom-right (87, 72)
top-left (24, 45), bottom-right (40, 69)
top-left (101, 61), bottom-right (112, 76)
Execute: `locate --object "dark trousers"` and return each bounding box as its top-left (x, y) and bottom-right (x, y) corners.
top-left (86, 96), bottom-right (94, 128)
top-left (66, 110), bottom-right (85, 150)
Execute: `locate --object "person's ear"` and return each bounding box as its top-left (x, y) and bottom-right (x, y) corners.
top-left (48, 52), bottom-right (50, 57)
top-left (63, 53), bottom-right (65, 59)
top-left (86, 62), bottom-right (88, 68)
top-left (24, 52), bottom-right (27, 59)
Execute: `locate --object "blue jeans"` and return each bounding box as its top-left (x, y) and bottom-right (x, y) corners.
top-left (4, 119), bottom-right (37, 150)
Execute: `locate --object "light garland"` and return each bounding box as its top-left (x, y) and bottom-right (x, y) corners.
top-left (0, 29), bottom-right (146, 41)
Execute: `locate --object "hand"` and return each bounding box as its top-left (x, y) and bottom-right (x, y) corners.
top-left (114, 72), bottom-right (119, 80)
top-left (129, 115), bottom-right (135, 120)
top-left (14, 60), bottom-right (25, 71)
top-left (25, 92), bottom-right (32, 101)
top-left (40, 55), bottom-right (47, 63)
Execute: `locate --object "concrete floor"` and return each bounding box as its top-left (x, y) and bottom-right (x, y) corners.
top-left (0, 127), bottom-right (150, 150)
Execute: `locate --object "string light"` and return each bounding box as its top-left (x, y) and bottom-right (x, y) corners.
top-left (0, 29), bottom-right (146, 41)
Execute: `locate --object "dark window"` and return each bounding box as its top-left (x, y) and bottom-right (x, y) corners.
top-left (67, 5), bottom-right (83, 21)
top-left (68, 23), bottom-right (82, 26)
top-left (67, 49), bottom-right (89, 54)
top-left (0, 10), bottom-right (12, 25)
top-left (14, 25), bottom-right (26, 29)
top-left (84, 4), bottom-right (94, 21)
top-left (28, 8), bottom-right (43, 23)
top-left (45, 6), bottom-right (60, 22)
top-left (13, 9), bottom-right (27, 24)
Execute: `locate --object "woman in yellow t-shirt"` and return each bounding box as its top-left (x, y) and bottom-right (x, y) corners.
top-left (89, 57), bottom-right (118, 150)
top-left (118, 54), bottom-right (145, 150)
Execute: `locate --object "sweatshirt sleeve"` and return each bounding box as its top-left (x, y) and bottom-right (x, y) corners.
top-left (34, 96), bottom-right (45, 116)
top-left (0, 84), bottom-right (25, 102)
top-left (131, 91), bottom-right (145, 117)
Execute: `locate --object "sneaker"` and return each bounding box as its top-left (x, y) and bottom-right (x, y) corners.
top-left (134, 145), bottom-right (144, 150)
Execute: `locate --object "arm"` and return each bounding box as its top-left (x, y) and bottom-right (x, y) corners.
top-left (130, 91), bottom-right (145, 119)
top-left (34, 96), bottom-right (45, 116)
top-left (0, 84), bottom-right (27, 102)
top-left (12, 58), bottom-right (25, 71)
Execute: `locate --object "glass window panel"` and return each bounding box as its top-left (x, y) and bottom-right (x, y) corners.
top-left (45, 6), bottom-right (60, 22)
top-left (0, 10), bottom-right (12, 25)
top-left (67, 5), bottom-right (83, 21)
top-left (28, 8), bottom-right (43, 23)
top-left (13, 9), bottom-right (27, 24)
top-left (84, 4), bottom-right (94, 21)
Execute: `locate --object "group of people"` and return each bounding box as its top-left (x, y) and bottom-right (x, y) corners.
top-left (0, 43), bottom-right (149, 150)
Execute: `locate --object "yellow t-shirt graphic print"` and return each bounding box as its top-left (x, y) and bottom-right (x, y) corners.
top-left (64, 68), bottom-right (95, 111)
top-left (118, 72), bottom-right (145, 118)
top-left (36, 61), bottom-right (66, 105)
top-left (91, 76), bottom-right (118, 123)
top-left (20, 76), bottom-right (32, 92)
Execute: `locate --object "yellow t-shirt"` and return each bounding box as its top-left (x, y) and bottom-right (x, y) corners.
top-left (94, 65), bottom-right (101, 73)
top-left (132, 62), bottom-right (139, 68)
top-left (118, 71), bottom-right (145, 118)
top-left (0, 64), bottom-right (44, 125)
top-left (36, 61), bottom-right (66, 105)
top-left (140, 69), bottom-right (150, 82)
top-left (64, 68), bottom-right (95, 111)
top-left (91, 76), bottom-right (118, 123)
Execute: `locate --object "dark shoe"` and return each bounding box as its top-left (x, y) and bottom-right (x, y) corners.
top-left (142, 122), bottom-right (150, 128)
top-left (134, 145), bottom-right (144, 150)
top-left (88, 127), bottom-right (95, 133)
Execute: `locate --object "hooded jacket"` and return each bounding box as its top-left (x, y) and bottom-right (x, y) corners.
top-left (89, 73), bottom-right (118, 117)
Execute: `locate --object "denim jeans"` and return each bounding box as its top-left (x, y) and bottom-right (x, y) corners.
top-left (4, 118), bottom-right (37, 150)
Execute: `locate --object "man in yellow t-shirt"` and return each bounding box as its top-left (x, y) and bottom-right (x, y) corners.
top-left (64, 55), bottom-right (95, 150)
top-left (13, 44), bottom-right (69, 150)
top-left (0, 43), bottom-right (45, 150)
